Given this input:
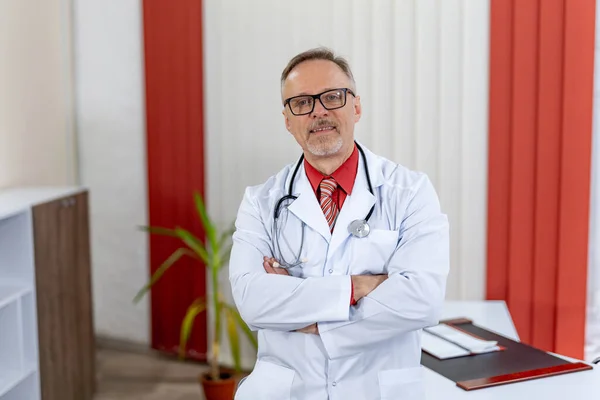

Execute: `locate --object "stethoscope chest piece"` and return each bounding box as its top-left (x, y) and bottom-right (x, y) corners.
top-left (348, 219), bottom-right (370, 238)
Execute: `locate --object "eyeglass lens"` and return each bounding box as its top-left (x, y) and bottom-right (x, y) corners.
top-left (289, 89), bottom-right (346, 115)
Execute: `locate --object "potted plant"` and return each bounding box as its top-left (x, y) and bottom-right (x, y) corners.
top-left (133, 191), bottom-right (257, 400)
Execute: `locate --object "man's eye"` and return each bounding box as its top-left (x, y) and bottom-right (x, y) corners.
top-left (293, 99), bottom-right (309, 107)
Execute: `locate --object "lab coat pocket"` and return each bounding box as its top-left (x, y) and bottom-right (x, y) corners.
top-left (350, 229), bottom-right (399, 275)
top-left (378, 366), bottom-right (425, 400)
top-left (234, 359), bottom-right (295, 400)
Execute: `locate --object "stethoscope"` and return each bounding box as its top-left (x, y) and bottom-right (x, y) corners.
top-left (272, 142), bottom-right (375, 269)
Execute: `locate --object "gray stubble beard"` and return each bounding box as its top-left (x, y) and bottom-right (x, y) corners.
top-left (306, 134), bottom-right (343, 156)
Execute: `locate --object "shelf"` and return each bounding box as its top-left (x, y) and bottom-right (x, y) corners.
top-left (0, 211), bottom-right (36, 285)
top-left (0, 301), bottom-right (21, 394)
top-left (0, 187), bottom-right (86, 221)
top-left (0, 186), bottom-right (91, 400)
top-left (20, 292), bottom-right (38, 366)
top-left (0, 285), bottom-right (30, 310)
top-left (0, 365), bottom-right (37, 398)
top-left (0, 369), bottom-right (22, 397)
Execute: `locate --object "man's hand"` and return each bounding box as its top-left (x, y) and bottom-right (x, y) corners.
top-left (294, 323), bottom-right (319, 335)
top-left (263, 256), bottom-right (289, 275)
top-left (351, 274), bottom-right (388, 303)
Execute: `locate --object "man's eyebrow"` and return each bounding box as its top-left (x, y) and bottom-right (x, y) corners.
top-left (292, 87), bottom-right (342, 96)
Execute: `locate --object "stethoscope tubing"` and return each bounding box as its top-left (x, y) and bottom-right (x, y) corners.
top-left (272, 141), bottom-right (375, 268)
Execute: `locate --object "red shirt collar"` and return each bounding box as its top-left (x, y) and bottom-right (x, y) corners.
top-left (304, 144), bottom-right (359, 195)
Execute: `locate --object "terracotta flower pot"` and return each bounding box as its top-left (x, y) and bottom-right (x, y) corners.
top-left (199, 371), bottom-right (237, 400)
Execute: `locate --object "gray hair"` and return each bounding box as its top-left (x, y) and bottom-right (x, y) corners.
top-left (280, 47), bottom-right (356, 91)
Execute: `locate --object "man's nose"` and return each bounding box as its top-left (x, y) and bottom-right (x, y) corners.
top-left (311, 99), bottom-right (328, 117)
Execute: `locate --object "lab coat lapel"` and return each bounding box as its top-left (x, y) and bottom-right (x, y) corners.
top-left (286, 165), bottom-right (332, 242)
top-left (328, 186), bottom-right (375, 256)
top-left (328, 146), bottom-right (382, 257)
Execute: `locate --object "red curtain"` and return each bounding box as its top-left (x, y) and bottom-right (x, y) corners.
top-left (487, 0), bottom-right (596, 359)
top-left (142, 0), bottom-right (207, 359)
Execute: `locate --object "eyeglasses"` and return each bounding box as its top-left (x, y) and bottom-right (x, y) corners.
top-left (284, 88), bottom-right (356, 116)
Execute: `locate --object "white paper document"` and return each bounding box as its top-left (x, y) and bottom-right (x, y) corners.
top-left (421, 324), bottom-right (502, 360)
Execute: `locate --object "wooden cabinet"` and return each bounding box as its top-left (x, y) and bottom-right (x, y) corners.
top-left (0, 188), bottom-right (95, 400)
top-left (33, 192), bottom-right (95, 400)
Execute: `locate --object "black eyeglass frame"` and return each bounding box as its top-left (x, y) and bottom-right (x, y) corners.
top-left (284, 88), bottom-right (356, 116)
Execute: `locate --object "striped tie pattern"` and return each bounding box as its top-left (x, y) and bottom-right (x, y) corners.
top-left (319, 177), bottom-right (339, 231)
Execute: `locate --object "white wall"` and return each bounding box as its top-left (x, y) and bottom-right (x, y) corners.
top-left (586, 0), bottom-right (600, 363)
top-left (0, 0), bottom-right (77, 188)
top-left (204, 0), bottom-right (490, 368)
top-left (73, 0), bottom-right (150, 345)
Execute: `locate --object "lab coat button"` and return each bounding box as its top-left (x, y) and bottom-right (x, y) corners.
top-left (329, 269), bottom-right (333, 274)
top-left (332, 382), bottom-right (337, 386)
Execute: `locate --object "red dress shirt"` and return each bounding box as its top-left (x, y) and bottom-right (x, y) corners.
top-left (304, 144), bottom-right (359, 305)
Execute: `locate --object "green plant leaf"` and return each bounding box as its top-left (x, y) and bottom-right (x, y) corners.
top-left (133, 247), bottom-right (197, 303)
top-left (218, 224), bottom-right (235, 248)
top-left (179, 297), bottom-right (206, 359)
top-left (222, 303), bottom-right (258, 350)
top-left (138, 225), bottom-right (179, 238)
top-left (224, 303), bottom-right (242, 373)
top-left (193, 192), bottom-right (218, 252)
top-left (219, 242), bottom-right (233, 269)
top-left (235, 314), bottom-right (258, 350)
top-left (174, 227), bottom-right (210, 265)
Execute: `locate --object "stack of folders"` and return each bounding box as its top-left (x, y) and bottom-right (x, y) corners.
top-left (421, 324), bottom-right (504, 360)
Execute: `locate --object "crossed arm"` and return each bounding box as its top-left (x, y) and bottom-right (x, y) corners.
top-left (261, 256), bottom-right (387, 335)
top-left (229, 176), bottom-right (450, 359)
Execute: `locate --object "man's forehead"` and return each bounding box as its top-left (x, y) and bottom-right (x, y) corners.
top-left (282, 60), bottom-right (351, 97)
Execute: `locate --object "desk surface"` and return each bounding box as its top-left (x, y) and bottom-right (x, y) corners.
top-left (426, 301), bottom-right (600, 398)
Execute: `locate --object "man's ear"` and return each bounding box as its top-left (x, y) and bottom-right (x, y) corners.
top-left (283, 109), bottom-right (292, 132)
top-left (354, 95), bottom-right (362, 123)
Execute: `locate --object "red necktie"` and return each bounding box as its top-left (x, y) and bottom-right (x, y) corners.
top-left (319, 177), bottom-right (339, 231)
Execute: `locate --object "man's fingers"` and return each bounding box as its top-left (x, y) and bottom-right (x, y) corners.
top-left (263, 256), bottom-right (278, 267)
top-left (263, 256), bottom-right (287, 274)
top-left (263, 260), bottom-right (289, 275)
top-left (294, 323), bottom-right (318, 335)
top-left (371, 274), bottom-right (388, 288)
top-left (264, 261), bottom-right (276, 274)
top-left (268, 257), bottom-right (281, 268)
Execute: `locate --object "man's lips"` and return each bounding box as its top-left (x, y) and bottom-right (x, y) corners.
top-left (310, 126), bottom-right (336, 133)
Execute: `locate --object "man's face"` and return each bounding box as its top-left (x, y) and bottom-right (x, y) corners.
top-left (281, 60), bottom-right (361, 158)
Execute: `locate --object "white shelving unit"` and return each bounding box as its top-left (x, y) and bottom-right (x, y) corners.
top-left (0, 210), bottom-right (39, 399)
top-left (0, 187), bottom-right (84, 400)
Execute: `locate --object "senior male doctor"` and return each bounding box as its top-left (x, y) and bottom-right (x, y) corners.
top-left (229, 47), bottom-right (450, 400)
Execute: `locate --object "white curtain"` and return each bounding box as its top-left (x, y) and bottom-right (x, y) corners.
top-left (586, 0), bottom-right (600, 361)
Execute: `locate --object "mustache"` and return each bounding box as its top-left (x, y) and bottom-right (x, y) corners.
top-left (308, 119), bottom-right (338, 132)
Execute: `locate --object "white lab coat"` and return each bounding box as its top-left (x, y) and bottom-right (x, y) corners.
top-left (229, 143), bottom-right (449, 400)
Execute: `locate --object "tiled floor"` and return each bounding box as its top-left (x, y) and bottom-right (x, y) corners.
top-left (95, 346), bottom-right (210, 400)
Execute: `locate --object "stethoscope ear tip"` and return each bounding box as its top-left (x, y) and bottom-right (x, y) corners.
top-left (301, 258), bottom-right (309, 263)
